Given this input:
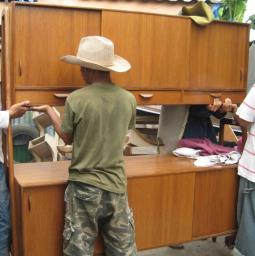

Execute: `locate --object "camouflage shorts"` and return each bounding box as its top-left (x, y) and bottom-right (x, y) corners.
top-left (63, 181), bottom-right (137, 256)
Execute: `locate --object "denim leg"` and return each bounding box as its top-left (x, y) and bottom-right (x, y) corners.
top-left (0, 163), bottom-right (11, 256)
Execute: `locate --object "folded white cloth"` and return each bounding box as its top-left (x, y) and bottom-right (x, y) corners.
top-left (194, 151), bottom-right (241, 167)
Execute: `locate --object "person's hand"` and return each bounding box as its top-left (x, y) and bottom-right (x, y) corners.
top-left (30, 105), bottom-right (51, 113)
top-left (220, 98), bottom-right (238, 113)
top-left (9, 100), bottom-right (30, 119)
top-left (207, 98), bottom-right (222, 112)
top-left (221, 98), bottom-right (232, 112)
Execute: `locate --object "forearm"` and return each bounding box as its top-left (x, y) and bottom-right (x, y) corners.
top-left (234, 113), bottom-right (252, 129)
top-left (46, 107), bottom-right (73, 145)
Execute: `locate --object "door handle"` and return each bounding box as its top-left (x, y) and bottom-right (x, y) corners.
top-left (18, 60), bottom-right (22, 76)
top-left (139, 93), bottom-right (153, 99)
top-left (28, 195), bottom-right (32, 212)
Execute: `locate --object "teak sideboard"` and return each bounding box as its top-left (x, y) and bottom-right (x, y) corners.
top-left (0, 1), bottom-right (249, 255)
top-left (14, 156), bottom-right (238, 256)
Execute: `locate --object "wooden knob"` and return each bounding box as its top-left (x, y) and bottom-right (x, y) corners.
top-left (139, 93), bottom-right (153, 99)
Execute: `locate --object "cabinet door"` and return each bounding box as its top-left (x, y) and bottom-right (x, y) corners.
top-left (188, 22), bottom-right (249, 90)
top-left (128, 173), bottom-right (195, 248)
top-left (22, 186), bottom-right (65, 256)
top-left (102, 11), bottom-right (190, 90)
top-left (13, 6), bottom-right (101, 88)
top-left (192, 168), bottom-right (238, 238)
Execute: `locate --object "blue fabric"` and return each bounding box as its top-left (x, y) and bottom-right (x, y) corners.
top-left (0, 163), bottom-right (10, 256)
top-left (236, 177), bottom-right (255, 256)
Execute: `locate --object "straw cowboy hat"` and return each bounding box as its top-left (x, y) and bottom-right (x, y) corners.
top-left (60, 36), bottom-right (131, 72)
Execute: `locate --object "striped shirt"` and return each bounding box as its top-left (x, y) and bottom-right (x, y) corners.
top-left (236, 85), bottom-right (255, 182)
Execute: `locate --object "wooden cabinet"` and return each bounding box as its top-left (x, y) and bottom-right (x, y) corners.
top-left (14, 156), bottom-right (238, 255)
top-left (3, 1), bottom-right (249, 105)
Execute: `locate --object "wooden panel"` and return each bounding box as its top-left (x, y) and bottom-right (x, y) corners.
top-left (14, 178), bottom-right (23, 256)
top-left (102, 11), bottom-right (190, 90)
top-left (13, 6), bottom-right (100, 87)
top-left (192, 168), bottom-right (238, 238)
top-left (1, 9), bottom-right (9, 110)
top-left (132, 90), bottom-right (181, 105)
top-left (188, 22), bottom-right (249, 90)
top-left (128, 173), bottom-right (195, 249)
top-left (70, 9), bottom-right (102, 85)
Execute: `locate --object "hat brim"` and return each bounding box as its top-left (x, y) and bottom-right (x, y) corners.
top-left (60, 54), bottom-right (131, 73)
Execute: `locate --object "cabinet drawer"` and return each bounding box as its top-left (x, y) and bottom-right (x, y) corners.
top-left (182, 91), bottom-right (246, 105)
top-left (15, 90), bottom-right (72, 106)
top-left (132, 91), bottom-right (182, 105)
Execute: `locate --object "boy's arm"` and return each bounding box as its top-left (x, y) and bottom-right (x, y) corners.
top-left (234, 113), bottom-right (253, 129)
top-left (31, 105), bottom-right (73, 145)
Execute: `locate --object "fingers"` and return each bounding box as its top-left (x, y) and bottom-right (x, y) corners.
top-left (30, 106), bottom-right (40, 111)
top-left (30, 105), bottom-right (50, 112)
top-left (221, 98), bottom-right (236, 113)
top-left (14, 100), bottom-right (30, 108)
top-left (208, 98), bottom-right (222, 112)
top-left (19, 100), bottom-right (30, 107)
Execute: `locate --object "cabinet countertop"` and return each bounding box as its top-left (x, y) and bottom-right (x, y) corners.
top-left (14, 154), bottom-right (237, 188)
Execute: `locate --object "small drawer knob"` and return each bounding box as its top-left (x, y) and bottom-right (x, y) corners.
top-left (139, 93), bottom-right (153, 99)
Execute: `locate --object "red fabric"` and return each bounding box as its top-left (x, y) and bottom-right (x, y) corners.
top-left (179, 138), bottom-right (233, 156)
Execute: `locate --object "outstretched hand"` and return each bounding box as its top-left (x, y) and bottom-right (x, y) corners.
top-left (221, 98), bottom-right (237, 113)
top-left (9, 100), bottom-right (30, 119)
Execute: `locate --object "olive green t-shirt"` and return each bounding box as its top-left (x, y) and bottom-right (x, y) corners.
top-left (61, 82), bottom-right (136, 193)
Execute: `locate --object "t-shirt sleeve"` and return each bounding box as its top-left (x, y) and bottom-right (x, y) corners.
top-left (128, 95), bottom-right (137, 130)
top-left (61, 99), bottom-right (74, 133)
top-left (236, 86), bottom-right (255, 123)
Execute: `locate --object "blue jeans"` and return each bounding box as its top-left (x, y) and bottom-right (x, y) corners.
top-left (0, 163), bottom-right (10, 256)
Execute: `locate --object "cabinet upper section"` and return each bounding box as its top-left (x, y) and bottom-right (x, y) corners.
top-left (3, 1), bottom-right (250, 105)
